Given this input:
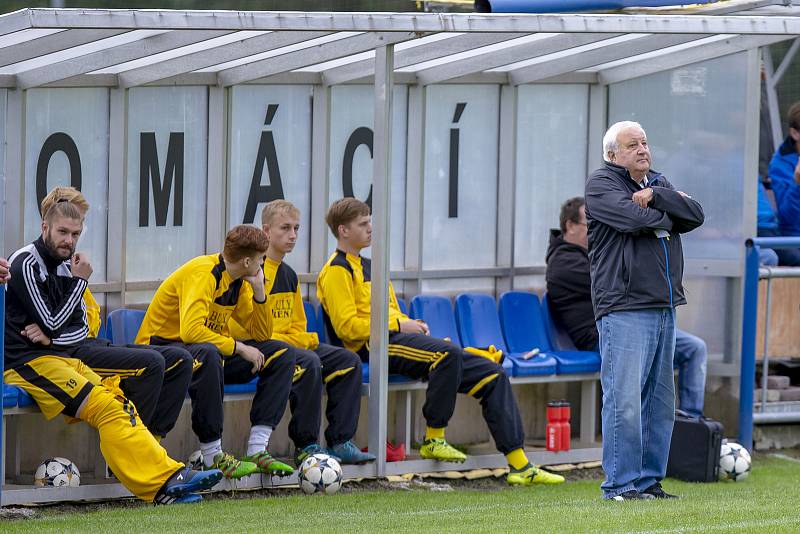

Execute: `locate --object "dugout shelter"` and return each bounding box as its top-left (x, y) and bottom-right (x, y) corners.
top-left (1, 0), bottom-right (798, 504)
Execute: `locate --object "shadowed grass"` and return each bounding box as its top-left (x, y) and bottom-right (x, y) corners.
top-left (5, 454), bottom-right (800, 533)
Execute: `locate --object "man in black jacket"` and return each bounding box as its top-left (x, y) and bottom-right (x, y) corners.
top-left (3, 201), bottom-right (222, 503)
top-left (585, 121), bottom-right (704, 502)
top-left (547, 197), bottom-right (708, 417)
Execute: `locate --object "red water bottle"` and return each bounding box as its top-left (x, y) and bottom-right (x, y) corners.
top-left (559, 400), bottom-right (572, 451)
top-left (546, 401), bottom-right (561, 451)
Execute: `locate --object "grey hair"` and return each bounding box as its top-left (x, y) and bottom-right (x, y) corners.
top-left (602, 121), bottom-right (645, 162)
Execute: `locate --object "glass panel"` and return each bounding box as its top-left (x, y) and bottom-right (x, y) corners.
top-left (678, 276), bottom-right (729, 362)
top-left (24, 88), bottom-right (110, 282)
top-left (608, 53), bottom-right (749, 262)
top-left (422, 85), bottom-right (499, 269)
top-left (515, 84), bottom-right (589, 266)
top-left (229, 85), bottom-right (313, 273)
top-left (328, 85), bottom-right (407, 270)
top-left (126, 86), bottom-right (208, 282)
top-left (421, 277), bottom-right (495, 297)
top-left (512, 274), bottom-right (546, 292)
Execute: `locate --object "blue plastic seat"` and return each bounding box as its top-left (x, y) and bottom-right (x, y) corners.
top-left (95, 321), bottom-right (109, 342)
top-left (224, 379), bottom-right (258, 395)
top-left (455, 293), bottom-right (554, 377)
top-left (540, 293), bottom-right (580, 351)
top-left (16, 388), bottom-right (35, 408)
top-left (409, 295), bottom-right (462, 346)
top-left (303, 300), bottom-right (326, 342)
top-left (3, 384), bottom-right (19, 408)
top-left (500, 292), bottom-right (600, 375)
top-left (361, 362), bottom-right (414, 384)
top-left (540, 293), bottom-right (601, 373)
top-left (396, 297), bottom-right (408, 315)
top-left (106, 308), bottom-right (146, 345)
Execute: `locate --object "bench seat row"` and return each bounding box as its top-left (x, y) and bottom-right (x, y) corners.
top-left (2, 291), bottom-right (599, 407)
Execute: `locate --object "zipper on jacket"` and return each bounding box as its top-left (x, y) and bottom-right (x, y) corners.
top-left (660, 238), bottom-right (673, 308)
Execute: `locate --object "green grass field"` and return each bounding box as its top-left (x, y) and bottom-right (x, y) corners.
top-left (5, 453), bottom-right (800, 533)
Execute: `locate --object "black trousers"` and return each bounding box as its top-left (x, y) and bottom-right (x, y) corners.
top-left (149, 338), bottom-right (296, 444)
top-left (289, 343), bottom-right (363, 448)
top-left (75, 338), bottom-right (193, 437)
top-left (224, 339), bottom-right (297, 433)
top-left (364, 332), bottom-right (524, 455)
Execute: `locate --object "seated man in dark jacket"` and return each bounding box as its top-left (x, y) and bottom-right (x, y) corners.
top-left (546, 196), bottom-right (707, 418)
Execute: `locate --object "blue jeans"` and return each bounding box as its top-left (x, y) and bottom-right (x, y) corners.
top-left (674, 330), bottom-right (707, 418)
top-left (598, 308), bottom-right (676, 499)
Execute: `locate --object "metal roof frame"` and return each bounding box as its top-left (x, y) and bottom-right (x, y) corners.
top-left (0, 5), bottom-right (798, 89)
top-left (117, 31), bottom-right (327, 88)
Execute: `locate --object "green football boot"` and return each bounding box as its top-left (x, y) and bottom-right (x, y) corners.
top-left (243, 450), bottom-right (295, 476)
top-left (207, 452), bottom-right (259, 479)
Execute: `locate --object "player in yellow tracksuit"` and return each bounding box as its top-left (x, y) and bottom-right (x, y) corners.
top-left (80, 288), bottom-right (192, 438)
top-left (317, 198), bottom-right (564, 486)
top-left (230, 200), bottom-right (373, 465)
top-left (3, 201), bottom-right (221, 503)
top-left (40, 187), bottom-right (193, 440)
top-left (136, 225), bottom-right (295, 479)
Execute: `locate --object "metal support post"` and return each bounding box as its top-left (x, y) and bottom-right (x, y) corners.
top-left (738, 241), bottom-right (760, 452)
top-left (762, 47), bottom-right (784, 151)
top-left (759, 274), bottom-right (773, 412)
top-left (368, 43), bottom-right (394, 477)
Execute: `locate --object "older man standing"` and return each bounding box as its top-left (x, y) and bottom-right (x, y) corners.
top-left (586, 121), bottom-right (704, 501)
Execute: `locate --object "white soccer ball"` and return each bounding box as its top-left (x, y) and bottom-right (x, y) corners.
top-left (298, 453), bottom-right (343, 495)
top-left (719, 442), bottom-right (752, 482)
top-left (188, 449), bottom-right (203, 470)
top-left (34, 457), bottom-right (80, 488)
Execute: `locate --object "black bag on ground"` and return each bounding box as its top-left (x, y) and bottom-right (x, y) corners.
top-left (666, 410), bottom-right (723, 482)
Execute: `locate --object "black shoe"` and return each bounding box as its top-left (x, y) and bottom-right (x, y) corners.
top-left (642, 482), bottom-right (679, 499)
top-left (609, 490), bottom-right (655, 501)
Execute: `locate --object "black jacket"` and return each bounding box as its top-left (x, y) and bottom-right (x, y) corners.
top-left (545, 230), bottom-right (598, 351)
top-left (585, 162), bottom-right (704, 320)
top-left (4, 237), bottom-right (89, 369)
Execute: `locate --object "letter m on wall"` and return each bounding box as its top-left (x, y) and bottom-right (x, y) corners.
top-left (139, 132), bottom-right (184, 227)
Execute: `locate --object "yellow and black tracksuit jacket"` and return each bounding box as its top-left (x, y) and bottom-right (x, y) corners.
top-left (316, 249), bottom-right (406, 354)
top-left (136, 254), bottom-right (271, 353)
top-left (228, 257), bottom-right (318, 350)
top-left (229, 257), bottom-right (363, 449)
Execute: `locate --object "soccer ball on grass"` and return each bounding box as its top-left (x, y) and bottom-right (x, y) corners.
top-left (34, 457), bottom-right (80, 487)
top-left (298, 453), bottom-right (343, 495)
top-left (719, 441), bottom-right (751, 482)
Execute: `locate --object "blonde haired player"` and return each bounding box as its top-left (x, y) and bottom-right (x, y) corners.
top-left (3, 199), bottom-right (221, 503)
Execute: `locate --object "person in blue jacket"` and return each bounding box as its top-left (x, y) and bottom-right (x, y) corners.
top-left (767, 103), bottom-right (800, 261)
top-left (757, 178), bottom-right (793, 266)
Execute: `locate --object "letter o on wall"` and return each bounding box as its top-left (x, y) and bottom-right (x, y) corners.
top-left (342, 126), bottom-right (374, 207)
top-left (36, 132), bottom-right (82, 208)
